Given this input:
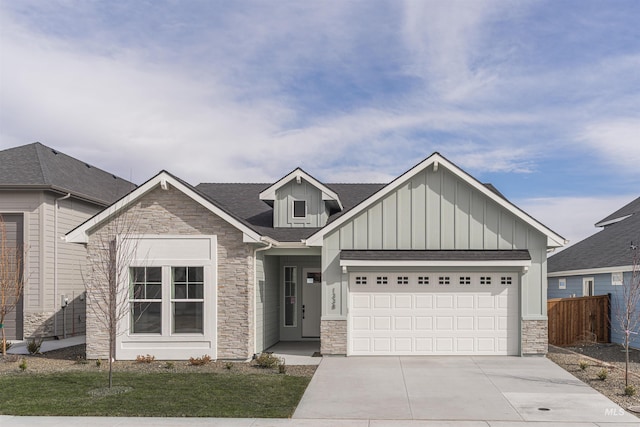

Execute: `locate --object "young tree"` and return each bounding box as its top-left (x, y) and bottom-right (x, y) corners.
top-left (613, 242), bottom-right (640, 387)
top-left (0, 216), bottom-right (25, 356)
top-left (84, 212), bottom-right (140, 388)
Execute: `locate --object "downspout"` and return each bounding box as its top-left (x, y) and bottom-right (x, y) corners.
top-left (253, 238), bottom-right (274, 356)
top-left (54, 193), bottom-right (71, 337)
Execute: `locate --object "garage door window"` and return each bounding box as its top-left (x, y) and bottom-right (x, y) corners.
top-left (397, 276), bottom-right (409, 285)
top-left (438, 276), bottom-right (451, 285)
top-left (418, 276), bottom-right (430, 285)
top-left (459, 276), bottom-right (471, 285)
top-left (376, 276), bottom-right (388, 285)
top-left (480, 276), bottom-right (492, 285)
top-left (501, 276), bottom-right (513, 286)
top-left (355, 276), bottom-right (367, 285)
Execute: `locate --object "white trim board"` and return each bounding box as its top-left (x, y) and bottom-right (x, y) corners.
top-left (340, 260), bottom-right (532, 268)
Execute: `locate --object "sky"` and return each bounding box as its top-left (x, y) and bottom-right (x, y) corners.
top-left (1, 0), bottom-right (639, 249)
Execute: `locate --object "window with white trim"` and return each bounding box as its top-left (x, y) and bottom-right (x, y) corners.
top-left (438, 276), bottom-right (450, 285)
top-left (558, 278), bottom-right (566, 289)
top-left (355, 276), bottom-right (367, 285)
top-left (612, 272), bottom-right (623, 286)
top-left (293, 200), bottom-right (306, 218)
top-left (130, 267), bottom-right (162, 334)
top-left (172, 267), bottom-right (204, 333)
top-left (284, 266), bottom-right (297, 327)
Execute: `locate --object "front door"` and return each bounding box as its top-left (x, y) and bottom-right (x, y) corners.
top-left (302, 269), bottom-right (321, 337)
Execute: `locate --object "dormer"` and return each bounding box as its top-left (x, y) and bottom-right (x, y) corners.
top-left (259, 168), bottom-right (343, 228)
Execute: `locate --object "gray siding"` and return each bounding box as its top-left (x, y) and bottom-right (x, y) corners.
top-left (255, 253), bottom-right (280, 353)
top-left (273, 179), bottom-right (327, 228)
top-left (0, 190), bottom-right (101, 338)
top-left (323, 166), bottom-right (549, 319)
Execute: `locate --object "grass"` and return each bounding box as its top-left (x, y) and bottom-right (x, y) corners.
top-left (0, 371), bottom-right (310, 417)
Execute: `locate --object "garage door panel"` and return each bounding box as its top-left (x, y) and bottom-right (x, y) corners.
top-left (349, 272), bottom-right (519, 356)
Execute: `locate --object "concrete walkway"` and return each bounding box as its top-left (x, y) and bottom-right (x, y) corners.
top-left (7, 335), bottom-right (85, 355)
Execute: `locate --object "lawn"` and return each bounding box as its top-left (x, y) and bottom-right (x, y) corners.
top-left (0, 371), bottom-right (311, 417)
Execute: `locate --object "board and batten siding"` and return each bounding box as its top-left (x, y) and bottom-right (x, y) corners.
top-left (255, 252), bottom-right (280, 353)
top-left (273, 179), bottom-right (328, 228)
top-left (322, 166), bottom-right (549, 320)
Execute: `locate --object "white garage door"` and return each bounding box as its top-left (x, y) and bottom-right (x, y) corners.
top-left (348, 272), bottom-right (519, 355)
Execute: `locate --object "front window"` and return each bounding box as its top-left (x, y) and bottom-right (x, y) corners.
top-left (130, 267), bottom-right (162, 334)
top-left (172, 267), bottom-right (204, 333)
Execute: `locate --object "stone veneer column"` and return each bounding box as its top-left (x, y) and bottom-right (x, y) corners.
top-left (522, 319), bottom-right (548, 355)
top-left (320, 319), bottom-right (347, 355)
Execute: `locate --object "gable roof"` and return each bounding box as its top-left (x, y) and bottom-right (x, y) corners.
top-left (305, 152), bottom-right (566, 248)
top-left (549, 196), bottom-right (640, 275)
top-left (0, 142), bottom-right (135, 206)
top-left (66, 171), bottom-right (263, 244)
top-left (259, 168), bottom-right (344, 211)
top-left (196, 182), bottom-right (384, 242)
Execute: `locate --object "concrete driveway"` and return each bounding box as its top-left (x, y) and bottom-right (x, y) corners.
top-left (294, 356), bottom-right (639, 424)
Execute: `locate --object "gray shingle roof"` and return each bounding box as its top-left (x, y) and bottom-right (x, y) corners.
top-left (548, 197), bottom-right (640, 273)
top-left (0, 142), bottom-right (135, 205)
top-left (596, 196), bottom-right (640, 226)
top-left (341, 249), bottom-right (531, 261)
top-left (195, 182), bottom-right (384, 241)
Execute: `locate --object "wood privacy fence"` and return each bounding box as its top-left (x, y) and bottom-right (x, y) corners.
top-left (547, 294), bottom-right (610, 346)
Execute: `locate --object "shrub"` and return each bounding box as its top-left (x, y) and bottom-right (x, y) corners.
top-left (225, 362), bottom-right (234, 370)
top-left (624, 385), bottom-right (637, 396)
top-left (189, 355), bottom-right (211, 366)
top-left (578, 360), bottom-right (588, 370)
top-left (3, 340), bottom-right (12, 351)
top-left (596, 369), bottom-right (608, 380)
top-left (135, 354), bottom-right (155, 363)
top-left (165, 361), bottom-right (175, 369)
top-left (95, 359), bottom-right (102, 368)
top-left (255, 352), bottom-right (281, 369)
top-left (18, 358), bottom-right (27, 371)
top-left (27, 338), bottom-right (42, 355)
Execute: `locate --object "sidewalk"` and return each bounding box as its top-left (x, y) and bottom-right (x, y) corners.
top-left (7, 335), bottom-right (85, 355)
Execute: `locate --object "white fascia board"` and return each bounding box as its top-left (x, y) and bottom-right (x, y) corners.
top-left (594, 214), bottom-right (632, 228)
top-left (306, 153), bottom-right (566, 248)
top-left (548, 265), bottom-right (634, 277)
top-left (340, 259), bottom-right (532, 268)
top-left (66, 172), bottom-right (262, 244)
top-left (259, 168), bottom-right (343, 210)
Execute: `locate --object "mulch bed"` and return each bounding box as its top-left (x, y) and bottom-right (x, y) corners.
top-left (0, 344), bottom-right (316, 377)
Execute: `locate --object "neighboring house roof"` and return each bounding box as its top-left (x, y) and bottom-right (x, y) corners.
top-left (548, 196), bottom-right (640, 275)
top-left (66, 171), bottom-right (263, 244)
top-left (0, 142), bottom-right (135, 205)
top-left (305, 153), bottom-right (566, 248)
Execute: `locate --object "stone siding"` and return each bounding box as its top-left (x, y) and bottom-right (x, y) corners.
top-left (320, 319), bottom-right (347, 355)
top-left (85, 186), bottom-right (254, 360)
top-left (23, 312), bottom-right (54, 338)
top-left (522, 319), bottom-right (548, 355)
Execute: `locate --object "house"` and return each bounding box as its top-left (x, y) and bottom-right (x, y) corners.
top-left (548, 196), bottom-right (640, 348)
top-left (66, 153), bottom-right (565, 360)
top-left (0, 142), bottom-right (135, 341)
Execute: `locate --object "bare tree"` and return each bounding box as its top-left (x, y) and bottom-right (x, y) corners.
top-left (0, 216), bottom-right (25, 356)
top-left (84, 211), bottom-right (140, 388)
top-left (612, 242), bottom-right (640, 387)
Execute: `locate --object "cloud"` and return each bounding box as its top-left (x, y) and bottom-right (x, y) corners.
top-left (579, 119), bottom-right (640, 174)
top-left (515, 195), bottom-right (637, 250)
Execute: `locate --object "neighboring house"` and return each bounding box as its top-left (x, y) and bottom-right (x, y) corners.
top-left (66, 153), bottom-right (565, 360)
top-left (548, 196), bottom-right (640, 348)
top-left (0, 142), bottom-right (135, 341)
